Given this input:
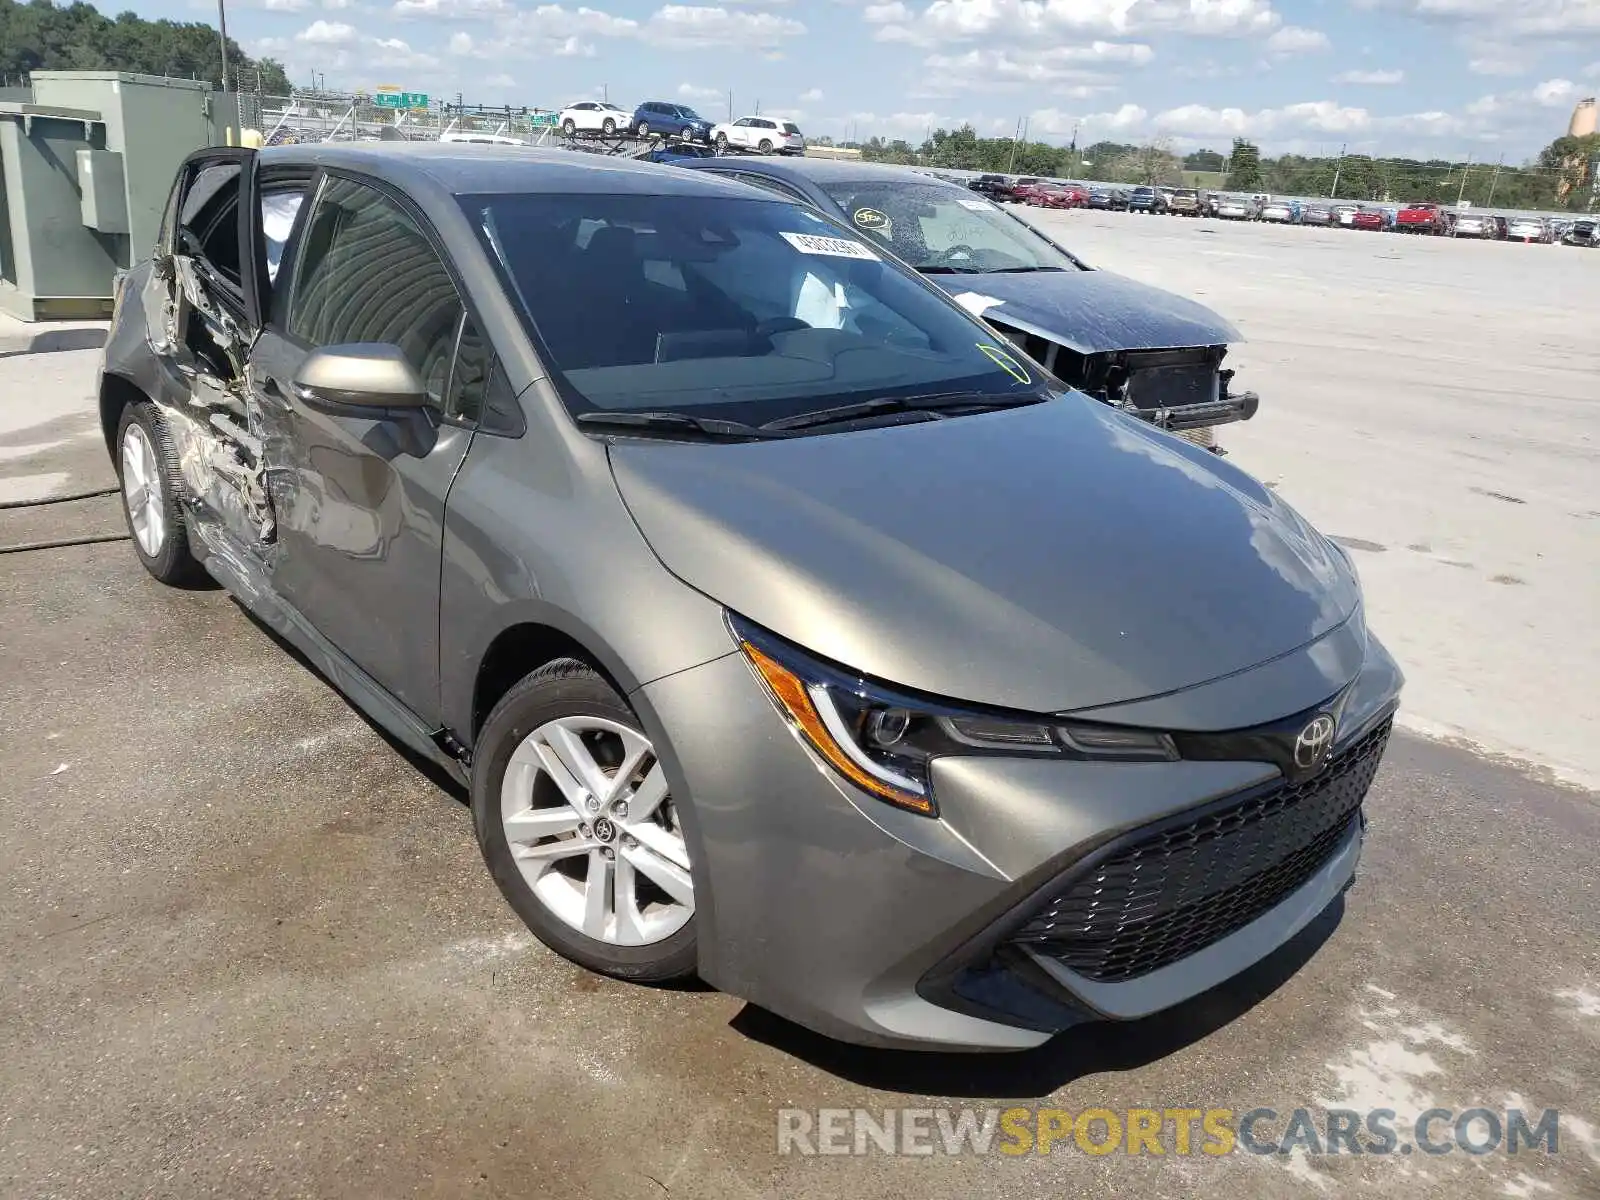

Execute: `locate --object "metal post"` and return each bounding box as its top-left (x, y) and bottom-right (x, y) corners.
top-left (1330, 142), bottom-right (1345, 198)
top-left (1006, 116), bottom-right (1022, 173)
top-left (1456, 153), bottom-right (1472, 206)
top-left (217, 0), bottom-right (231, 91)
top-left (1486, 155), bottom-right (1504, 206)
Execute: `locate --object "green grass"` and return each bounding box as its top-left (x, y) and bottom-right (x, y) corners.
top-left (1181, 170), bottom-right (1229, 189)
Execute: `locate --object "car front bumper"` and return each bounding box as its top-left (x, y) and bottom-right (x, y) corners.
top-left (634, 627), bottom-right (1402, 1050)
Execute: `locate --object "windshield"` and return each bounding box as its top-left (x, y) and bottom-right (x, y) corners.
top-left (678, 107), bottom-right (702, 120)
top-left (463, 191), bottom-right (1046, 425)
top-left (813, 180), bottom-right (1083, 274)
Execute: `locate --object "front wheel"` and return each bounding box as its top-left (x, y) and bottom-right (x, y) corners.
top-left (561, 118), bottom-right (576, 136)
top-left (117, 400), bottom-right (205, 586)
top-left (472, 659), bottom-right (698, 983)
top-left (715, 132), bottom-right (728, 151)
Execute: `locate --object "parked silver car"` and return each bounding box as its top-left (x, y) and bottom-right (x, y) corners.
top-left (100, 143), bottom-right (1402, 1051)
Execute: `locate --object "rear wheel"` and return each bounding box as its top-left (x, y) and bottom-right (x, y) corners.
top-left (758, 138), bottom-right (773, 153)
top-left (117, 401), bottom-right (204, 586)
top-left (472, 660), bottom-right (698, 983)
top-left (601, 117), bottom-right (616, 135)
top-left (636, 121), bottom-right (651, 137)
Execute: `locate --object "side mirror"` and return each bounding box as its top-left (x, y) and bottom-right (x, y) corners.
top-left (291, 343), bottom-right (430, 415)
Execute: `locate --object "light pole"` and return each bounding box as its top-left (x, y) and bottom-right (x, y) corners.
top-left (217, 0), bottom-right (230, 91)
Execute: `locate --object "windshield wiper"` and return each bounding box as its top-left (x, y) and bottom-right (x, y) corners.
top-left (760, 391), bottom-right (1046, 433)
top-left (986, 265), bottom-right (1069, 273)
top-left (915, 265), bottom-right (985, 274)
top-left (575, 411), bottom-right (789, 440)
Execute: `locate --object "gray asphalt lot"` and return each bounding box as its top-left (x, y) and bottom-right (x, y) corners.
top-left (2, 214), bottom-right (1598, 1199)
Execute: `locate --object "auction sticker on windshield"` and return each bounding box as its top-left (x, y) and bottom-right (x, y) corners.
top-left (780, 231), bottom-right (881, 260)
top-left (957, 198), bottom-right (996, 211)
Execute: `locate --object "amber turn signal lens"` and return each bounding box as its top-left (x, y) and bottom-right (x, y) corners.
top-left (741, 641), bottom-right (936, 816)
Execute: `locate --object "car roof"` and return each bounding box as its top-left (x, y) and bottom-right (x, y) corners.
top-left (687, 156), bottom-right (950, 187)
top-left (257, 141), bottom-right (756, 198)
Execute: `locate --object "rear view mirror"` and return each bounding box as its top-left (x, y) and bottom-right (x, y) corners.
top-left (292, 344), bottom-right (430, 414)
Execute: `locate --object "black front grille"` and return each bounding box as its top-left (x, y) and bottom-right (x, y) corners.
top-left (1010, 718), bottom-right (1392, 984)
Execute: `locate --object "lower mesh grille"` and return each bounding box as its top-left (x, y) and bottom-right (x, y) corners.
top-left (1011, 719), bottom-right (1391, 983)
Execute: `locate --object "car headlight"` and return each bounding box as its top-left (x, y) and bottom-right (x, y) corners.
top-left (731, 615), bottom-right (1177, 817)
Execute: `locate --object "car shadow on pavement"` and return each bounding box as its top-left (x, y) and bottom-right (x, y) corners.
top-left (729, 896), bottom-right (1345, 1099)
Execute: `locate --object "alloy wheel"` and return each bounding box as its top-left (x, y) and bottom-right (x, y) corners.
top-left (500, 715), bottom-right (692, 946)
top-left (121, 422), bottom-right (165, 557)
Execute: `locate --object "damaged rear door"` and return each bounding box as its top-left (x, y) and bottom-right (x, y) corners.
top-left (135, 147), bottom-right (281, 549)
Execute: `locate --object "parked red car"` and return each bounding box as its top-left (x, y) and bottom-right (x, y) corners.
top-left (1395, 201), bottom-right (1445, 234)
top-left (1351, 208), bottom-right (1386, 231)
top-left (1029, 184), bottom-right (1085, 209)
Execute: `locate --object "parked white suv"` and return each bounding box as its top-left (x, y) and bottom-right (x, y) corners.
top-left (711, 116), bottom-right (805, 155)
top-left (558, 101), bottom-right (631, 136)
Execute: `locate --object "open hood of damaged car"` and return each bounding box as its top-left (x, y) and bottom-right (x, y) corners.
top-left (608, 395), bottom-right (1360, 720)
top-left (933, 269), bottom-right (1242, 357)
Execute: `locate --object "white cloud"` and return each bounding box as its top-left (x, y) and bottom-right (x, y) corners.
top-left (296, 19), bottom-right (358, 42)
top-left (1468, 77), bottom-right (1583, 118)
top-left (1081, 102), bottom-right (1151, 133)
top-left (1266, 24), bottom-right (1329, 55)
top-left (1372, 0), bottom-right (1600, 41)
top-left (1468, 55), bottom-right (1526, 76)
top-left (1334, 68), bottom-right (1404, 84)
top-left (800, 86), bottom-right (824, 101)
top-left (643, 5), bottom-right (806, 48)
top-left (263, 0), bottom-right (310, 12)
top-left (392, 0), bottom-right (509, 15)
top-left (486, 72), bottom-right (518, 87)
top-left (448, 30), bottom-right (475, 53)
top-left (370, 36), bottom-right (439, 67)
top-left (678, 82), bottom-right (725, 99)
top-left (910, 42), bottom-right (1151, 96)
top-left (866, 0), bottom-right (1281, 47)
top-left (322, 0), bottom-right (355, 8)
top-left (847, 109), bottom-right (948, 135)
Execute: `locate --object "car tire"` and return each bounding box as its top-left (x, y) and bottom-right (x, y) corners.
top-left (116, 400), bottom-right (205, 587)
top-left (637, 121), bottom-right (651, 137)
top-left (758, 138), bottom-right (773, 153)
top-left (472, 658), bottom-right (699, 984)
top-left (601, 118), bottom-right (616, 135)
top-left (561, 118), bottom-right (576, 136)
top-left (715, 132), bottom-right (728, 151)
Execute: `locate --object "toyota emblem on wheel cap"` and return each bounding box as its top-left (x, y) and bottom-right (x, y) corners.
top-left (1294, 714), bottom-right (1338, 772)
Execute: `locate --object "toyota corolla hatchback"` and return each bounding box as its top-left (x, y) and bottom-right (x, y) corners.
top-left (100, 143), bottom-right (1401, 1051)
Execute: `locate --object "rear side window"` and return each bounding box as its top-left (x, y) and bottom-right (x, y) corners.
top-left (287, 177), bottom-right (464, 403)
top-left (179, 162), bottom-right (242, 286)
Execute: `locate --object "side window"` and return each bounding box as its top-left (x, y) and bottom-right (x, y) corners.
top-left (259, 185), bottom-right (308, 287)
top-left (446, 314), bottom-right (490, 424)
top-left (288, 177), bottom-right (463, 404)
top-left (179, 162), bottom-right (242, 286)
top-left (732, 172), bottom-right (809, 203)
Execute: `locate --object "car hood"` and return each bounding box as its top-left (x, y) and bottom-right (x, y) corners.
top-left (928, 269), bottom-right (1240, 356)
top-left (608, 397), bottom-right (1359, 717)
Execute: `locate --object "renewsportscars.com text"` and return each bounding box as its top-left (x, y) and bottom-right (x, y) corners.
top-left (776, 1106), bottom-right (1564, 1158)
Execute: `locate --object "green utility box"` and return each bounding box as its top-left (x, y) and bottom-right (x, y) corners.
top-left (0, 72), bottom-right (240, 321)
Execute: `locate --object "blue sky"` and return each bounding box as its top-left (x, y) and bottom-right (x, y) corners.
top-left (153, 0), bottom-right (1600, 158)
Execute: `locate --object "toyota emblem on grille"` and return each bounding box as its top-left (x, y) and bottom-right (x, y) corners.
top-left (1294, 714), bottom-right (1338, 772)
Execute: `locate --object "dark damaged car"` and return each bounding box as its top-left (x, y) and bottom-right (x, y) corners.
top-left (677, 157), bottom-right (1259, 450)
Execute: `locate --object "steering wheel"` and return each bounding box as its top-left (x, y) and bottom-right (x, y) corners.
top-left (755, 316), bottom-right (810, 337)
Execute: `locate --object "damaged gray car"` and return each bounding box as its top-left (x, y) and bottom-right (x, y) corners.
top-left (99, 143), bottom-right (1399, 1052)
top-left (678, 157), bottom-right (1260, 452)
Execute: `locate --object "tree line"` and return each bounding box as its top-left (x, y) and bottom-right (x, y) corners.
top-left (0, 0), bottom-right (291, 94)
top-left (858, 127), bottom-right (1599, 212)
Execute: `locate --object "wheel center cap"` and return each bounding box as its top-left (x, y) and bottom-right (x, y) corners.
top-left (592, 817), bottom-right (617, 844)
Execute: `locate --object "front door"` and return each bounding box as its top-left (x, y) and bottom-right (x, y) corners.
top-left (249, 173), bottom-right (486, 723)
